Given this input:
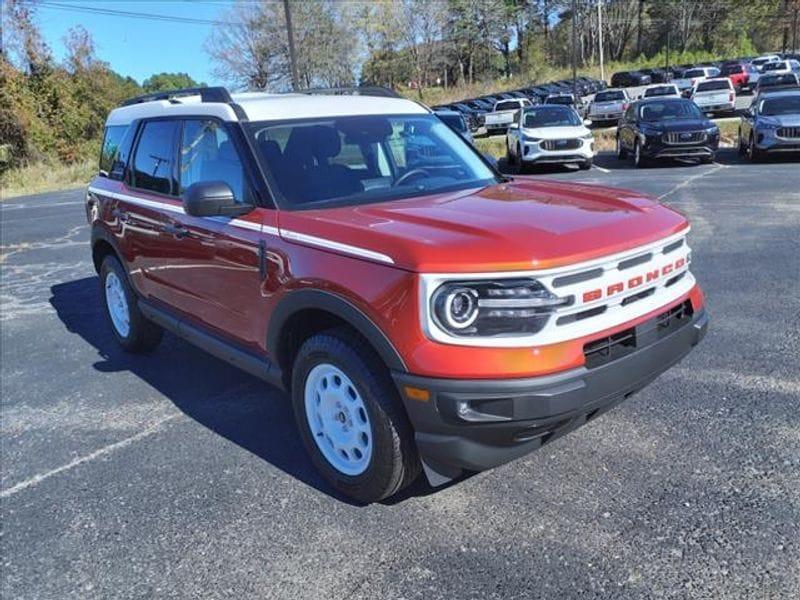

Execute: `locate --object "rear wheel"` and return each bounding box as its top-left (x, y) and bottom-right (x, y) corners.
top-left (291, 328), bottom-right (421, 503)
top-left (100, 255), bottom-right (163, 353)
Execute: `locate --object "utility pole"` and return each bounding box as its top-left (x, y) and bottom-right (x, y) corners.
top-left (597, 0), bottom-right (604, 82)
top-left (283, 0), bottom-right (299, 91)
top-left (665, 29), bottom-right (670, 73)
top-left (571, 0), bottom-right (578, 99)
top-left (793, 7), bottom-right (798, 53)
top-left (636, 0), bottom-right (644, 55)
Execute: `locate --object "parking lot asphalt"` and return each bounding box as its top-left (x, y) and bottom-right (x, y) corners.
top-left (1, 150), bottom-right (799, 599)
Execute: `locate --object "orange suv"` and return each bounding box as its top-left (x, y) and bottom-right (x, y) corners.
top-left (87, 87), bottom-right (708, 502)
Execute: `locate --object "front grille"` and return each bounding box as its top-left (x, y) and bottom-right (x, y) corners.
top-left (542, 138), bottom-right (582, 151)
top-left (663, 131), bottom-right (706, 144)
top-left (777, 126), bottom-right (800, 139)
top-left (582, 300), bottom-right (694, 369)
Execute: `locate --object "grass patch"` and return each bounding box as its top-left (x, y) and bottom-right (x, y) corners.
top-left (0, 159), bottom-right (95, 199)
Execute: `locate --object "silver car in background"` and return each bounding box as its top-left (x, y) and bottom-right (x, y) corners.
top-left (738, 89), bottom-right (800, 160)
top-left (586, 88), bottom-right (630, 124)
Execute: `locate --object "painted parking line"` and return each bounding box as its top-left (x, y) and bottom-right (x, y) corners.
top-left (592, 164), bottom-right (611, 173)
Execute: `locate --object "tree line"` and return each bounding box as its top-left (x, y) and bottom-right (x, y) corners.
top-left (208, 0), bottom-right (799, 93)
top-left (2, 0), bottom-right (798, 173)
top-left (0, 1), bottom-right (202, 172)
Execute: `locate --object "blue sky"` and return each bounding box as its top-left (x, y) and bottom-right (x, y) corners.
top-left (33, 0), bottom-right (229, 85)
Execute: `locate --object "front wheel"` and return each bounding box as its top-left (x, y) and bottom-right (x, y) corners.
top-left (748, 134), bottom-right (764, 162)
top-left (291, 328), bottom-right (421, 503)
top-left (100, 255), bottom-right (163, 353)
top-left (616, 136), bottom-right (627, 160)
top-left (579, 158), bottom-right (593, 170)
top-left (633, 140), bottom-right (647, 168)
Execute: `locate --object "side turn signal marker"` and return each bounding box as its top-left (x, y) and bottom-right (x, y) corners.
top-left (404, 386), bottom-right (431, 402)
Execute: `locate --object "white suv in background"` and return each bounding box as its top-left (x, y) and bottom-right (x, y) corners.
top-left (506, 104), bottom-right (594, 171)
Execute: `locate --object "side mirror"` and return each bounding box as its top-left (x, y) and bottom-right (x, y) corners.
top-left (182, 181), bottom-right (251, 217)
top-left (583, 119), bottom-right (592, 127)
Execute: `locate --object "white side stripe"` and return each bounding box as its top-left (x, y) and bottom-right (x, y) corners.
top-left (280, 229), bottom-right (394, 264)
top-left (87, 186), bottom-right (392, 264)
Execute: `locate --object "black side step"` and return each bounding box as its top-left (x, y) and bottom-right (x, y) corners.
top-left (139, 300), bottom-right (284, 390)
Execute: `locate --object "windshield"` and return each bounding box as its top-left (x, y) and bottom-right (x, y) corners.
top-left (644, 86), bottom-right (676, 97)
top-left (722, 65), bottom-right (743, 75)
top-left (752, 58), bottom-right (770, 66)
top-left (437, 113), bottom-right (467, 132)
top-left (595, 90), bottom-right (625, 102)
top-left (696, 80), bottom-right (731, 92)
top-left (522, 106), bottom-right (580, 128)
top-left (684, 69), bottom-right (706, 78)
top-left (640, 100), bottom-right (703, 122)
top-left (762, 62), bottom-right (786, 72)
top-left (247, 115), bottom-right (496, 209)
top-left (761, 95), bottom-right (800, 115)
top-left (495, 100), bottom-right (522, 111)
top-left (545, 96), bottom-right (574, 105)
top-left (760, 74), bottom-right (798, 86)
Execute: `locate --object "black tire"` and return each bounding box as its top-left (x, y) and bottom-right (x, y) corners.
top-left (579, 157), bottom-right (593, 170)
top-left (506, 142), bottom-right (516, 167)
top-left (616, 136), bottom-right (627, 160)
top-left (291, 328), bottom-right (421, 503)
top-left (100, 255), bottom-right (163, 353)
top-left (737, 129), bottom-right (746, 155)
top-left (633, 140), bottom-right (647, 168)
top-left (699, 155), bottom-right (714, 165)
top-left (748, 134), bottom-right (764, 162)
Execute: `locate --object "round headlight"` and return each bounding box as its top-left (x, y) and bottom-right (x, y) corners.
top-left (436, 287), bottom-right (478, 330)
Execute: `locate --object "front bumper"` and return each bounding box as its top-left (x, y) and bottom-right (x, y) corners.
top-left (641, 137), bottom-right (720, 159)
top-left (393, 305), bottom-right (708, 484)
top-left (756, 130), bottom-right (800, 153)
top-left (520, 139), bottom-right (594, 164)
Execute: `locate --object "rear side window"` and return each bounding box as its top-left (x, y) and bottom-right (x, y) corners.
top-left (132, 120), bottom-right (179, 195)
top-left (179, 119), bottom-right (253, 204)
top-left (99, 125), bottom-right (133, 178)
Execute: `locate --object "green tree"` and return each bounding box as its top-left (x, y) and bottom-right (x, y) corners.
top-left (142, 72), bottom-right (202, 92)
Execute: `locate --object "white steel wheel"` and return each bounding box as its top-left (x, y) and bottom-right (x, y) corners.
top-left (104, 271), bottom-right (130, 338)
top-left (303, 363), bottom-right (373, 476)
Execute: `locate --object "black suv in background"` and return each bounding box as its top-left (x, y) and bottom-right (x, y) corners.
top-left (616, 97), bottom-right (720, 167)
top-left (611, 71), bottom-right (653, 88)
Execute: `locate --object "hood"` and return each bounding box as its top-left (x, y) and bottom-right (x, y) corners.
top-left (641, 118), bottom-right (713, 132)
top-left (278, 180), bottom-right (688, 273)
top-left (522, 125), bottom-right (589, 139)
top-left (760, 114), bottom-right (800, 127)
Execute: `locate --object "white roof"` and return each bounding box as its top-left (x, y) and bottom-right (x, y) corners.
top-left (105, 91), bottom-right (428, 126)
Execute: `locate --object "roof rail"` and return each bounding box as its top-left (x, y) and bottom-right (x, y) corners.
top-left (298, 86), bottom-right (401, 98)
top-left (119, 86), bottom-right (232, 107)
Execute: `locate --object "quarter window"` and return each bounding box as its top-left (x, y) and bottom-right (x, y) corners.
top-left (99, 125), bottom-right (128, 176)
top-left (132, 120), bottom-right (179, 195)
top-left (179, 120), bottom-right (252, 203)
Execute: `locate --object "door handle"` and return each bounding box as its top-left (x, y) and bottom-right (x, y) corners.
top-left (163, 223), bottom-right (189, 239)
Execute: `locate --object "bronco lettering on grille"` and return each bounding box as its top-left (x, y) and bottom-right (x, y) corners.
top-left (582, 258), bottom-right (686, 303)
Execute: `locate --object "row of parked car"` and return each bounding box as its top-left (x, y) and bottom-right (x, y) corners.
top-left (433, 52), bottom-right (800, 139)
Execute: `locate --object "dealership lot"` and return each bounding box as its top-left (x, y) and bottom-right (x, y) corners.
top-left (1, 150), bottom-right (798, 598)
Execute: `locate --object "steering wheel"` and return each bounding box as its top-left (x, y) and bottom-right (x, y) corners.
top-left (393, 168), bottom-right (431, 188)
